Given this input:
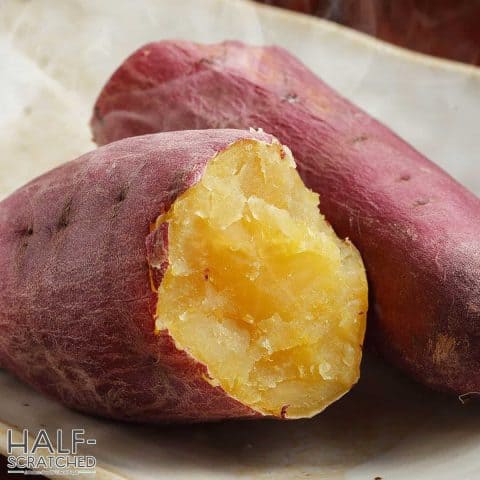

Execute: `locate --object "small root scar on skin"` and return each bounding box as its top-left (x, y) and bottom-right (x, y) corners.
top-left (57, 199), bottom-right (72, 230)
top-left (116, 187), bottom-right (128, 202)
top-left (283, 92), bottom-right (298, 103)
top-left (413, 198), bottom-right (430, 207)
top-left (351, 134), bottom-right (368, 144)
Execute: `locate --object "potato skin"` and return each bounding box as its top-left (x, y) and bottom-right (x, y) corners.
top-left (91, 40), bottom-right (480, 395)
top-left (0, 129), bottom-right (275, 422)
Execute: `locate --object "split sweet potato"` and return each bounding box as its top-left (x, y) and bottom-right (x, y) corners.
top-left (0, 129), bottom-right (367, 422)
top-left (91, 40), bottom-right (480, 395)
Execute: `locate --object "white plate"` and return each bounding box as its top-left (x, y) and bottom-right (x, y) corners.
top-left (0, 0), bottom-right (479, 479)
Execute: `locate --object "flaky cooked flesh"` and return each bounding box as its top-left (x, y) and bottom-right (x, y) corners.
top-left (154, 139), bottom-right (367, 418)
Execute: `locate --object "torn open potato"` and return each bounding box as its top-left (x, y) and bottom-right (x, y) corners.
top-left (153, 139), bottom-right (366, 418)
top-left (0, 129), bottom-right (366, 422)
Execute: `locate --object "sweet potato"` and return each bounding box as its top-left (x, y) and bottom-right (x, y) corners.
top-left (0, 129), bottom-right (367, 422)
top-left (91, 40), bottom-right (480, 395)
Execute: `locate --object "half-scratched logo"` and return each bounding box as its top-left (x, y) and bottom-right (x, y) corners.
top-left (6, 428), bottom-right (96, 476)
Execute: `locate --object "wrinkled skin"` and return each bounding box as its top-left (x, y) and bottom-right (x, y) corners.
top-left (0, 129), bottom-right (274, 422)
top-left (92, 40), bottom-right (480, 395)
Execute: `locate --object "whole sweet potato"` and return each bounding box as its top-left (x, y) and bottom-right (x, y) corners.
top-left (0, 129), bottom-right (367, 422)
top-left (91, 40), bottom-right (480, 395)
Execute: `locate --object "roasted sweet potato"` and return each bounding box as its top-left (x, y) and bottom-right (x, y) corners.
top-left (0, 129), bottom-right (367, 422)
top-left (91, 40), bottom-right (480, 395)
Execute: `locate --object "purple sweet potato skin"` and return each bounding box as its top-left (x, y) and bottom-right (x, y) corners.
top-left (0, 128), bottom-right (273, 422)
top-left (91, 40), bottom-right (480, 395)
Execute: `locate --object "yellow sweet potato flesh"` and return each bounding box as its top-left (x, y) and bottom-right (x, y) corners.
top-left (155, 139), bottom-right (367, 418)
